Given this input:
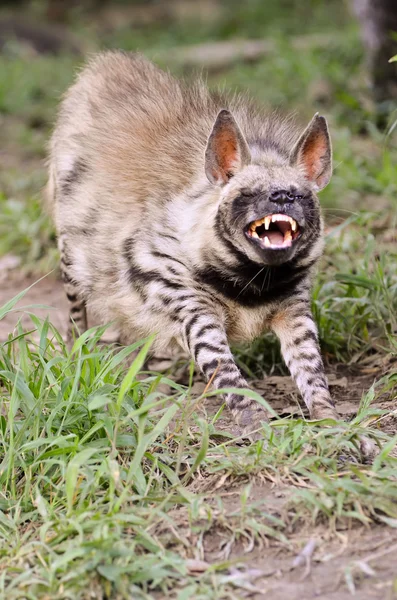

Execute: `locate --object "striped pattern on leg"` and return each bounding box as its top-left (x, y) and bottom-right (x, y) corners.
top-left (271, 302), bottom-right (338, 420)
top-left (65, 283), bottom-right (87, 347)
top-left (59, 239), bottom-right (87, 347)
top-left (181, 304), bottom-right (269, 432)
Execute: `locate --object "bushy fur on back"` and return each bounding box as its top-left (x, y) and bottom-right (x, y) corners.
top-left (48, 51), bottom-right (338, 435)
top-left (50, 52), bottom-right (301, 201)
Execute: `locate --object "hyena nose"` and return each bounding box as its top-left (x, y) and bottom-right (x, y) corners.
top-left (269, 190), bottom-right (294, 203)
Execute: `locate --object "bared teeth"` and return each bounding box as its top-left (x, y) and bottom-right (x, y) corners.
top-left (270, 214), bottom-right (296, 225)
top-left (248, 213), bottom-right (298, 246)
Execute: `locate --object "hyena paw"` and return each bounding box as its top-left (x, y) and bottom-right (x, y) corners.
top-left (232, 403), bottom-right (269, 442)
top-left (308, 403), bottom-right (378, 464)
top-left (359, 436), bottom-right (379, 464)
top-left (309, 404), bottom-right (339, 421)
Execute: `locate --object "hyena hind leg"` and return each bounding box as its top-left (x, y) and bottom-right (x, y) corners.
top-left (64, 280), bottom-right (87, 349)
top-left (58, 235), bottom-right (88, 348)
top-left (60, 265), bottom-right (87, 349)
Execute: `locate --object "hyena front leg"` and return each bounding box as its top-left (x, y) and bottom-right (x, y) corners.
top-left (59, 236), bottom-right (87, 348)
top-left (181, 304), bottom-right (269, 436)
top-left (271, 302), bottom-right (338, 420)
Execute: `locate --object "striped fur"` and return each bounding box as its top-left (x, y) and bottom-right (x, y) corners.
top-left (47, 51), bottom-right (338, 436)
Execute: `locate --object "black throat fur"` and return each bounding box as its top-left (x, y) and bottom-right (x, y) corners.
top-left (194, 251), bottom-right (314, 308)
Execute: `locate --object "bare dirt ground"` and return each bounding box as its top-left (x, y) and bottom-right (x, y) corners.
top-left (0, 270), bottom-right (69, 340)
top-left (161, 476), bottom-right (397, 599)
top-left (1, 269), bottom-right (397, 599)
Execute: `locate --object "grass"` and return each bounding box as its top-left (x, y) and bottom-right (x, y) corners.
top-left (1, 0), bottom-right (397, 597)
top-left (0, 292), bottom-right (396, 599)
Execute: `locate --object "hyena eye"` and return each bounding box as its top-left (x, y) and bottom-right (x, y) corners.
top-left (240, 188), bottom-right (255, 198)
top-left (288, 192), bottom-right (303, 201)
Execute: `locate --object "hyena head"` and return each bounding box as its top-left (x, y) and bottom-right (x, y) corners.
top-left (205, 110), bottom-right (332, 267)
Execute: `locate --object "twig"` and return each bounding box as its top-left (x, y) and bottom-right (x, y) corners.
top-left (292, 538), bottom-right (317, 580)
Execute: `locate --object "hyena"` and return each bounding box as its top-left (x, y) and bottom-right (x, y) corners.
top-left (47, 51), bottom-right (338, 436)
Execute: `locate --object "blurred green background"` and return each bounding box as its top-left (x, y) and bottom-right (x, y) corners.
top-left (0, 0), bottom-right (396, 273)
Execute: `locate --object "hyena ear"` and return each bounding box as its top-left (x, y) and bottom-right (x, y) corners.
top-left (290, 113), bottom-right (332, 191)
top-left (205, 109), bottom-right (251, 185)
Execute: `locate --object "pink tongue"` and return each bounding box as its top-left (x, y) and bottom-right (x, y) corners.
top-left (266, 231), bottom-right (284, 245)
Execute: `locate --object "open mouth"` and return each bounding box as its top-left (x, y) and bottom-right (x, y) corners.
top-left (246, 214), bottom-right (300, 250)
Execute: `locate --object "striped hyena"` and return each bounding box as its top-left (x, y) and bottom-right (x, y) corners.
top-left (47, 51), bottom-right (338, 437)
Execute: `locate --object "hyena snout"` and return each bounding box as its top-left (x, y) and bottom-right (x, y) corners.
top-left (268, 189), bottom-right (296, 203)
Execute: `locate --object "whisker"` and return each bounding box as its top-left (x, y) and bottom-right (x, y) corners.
top-left (236, 266), bottom-right (266, 298)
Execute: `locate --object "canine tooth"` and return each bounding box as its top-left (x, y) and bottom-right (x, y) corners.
top-left (251, 230), bottom-right (259, 238)
top-left (264, 216), bottom-right (271, 230)
top-left (264, 236), bottom-right (271, 247)
top-left (284, 230), bottom-right (292, 242)
top-left (291, 220), bottom-right (297, 232)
